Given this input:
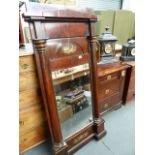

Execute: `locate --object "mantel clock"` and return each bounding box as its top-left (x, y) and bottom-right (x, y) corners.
top-left (98, 26), bottom-right (118, 64)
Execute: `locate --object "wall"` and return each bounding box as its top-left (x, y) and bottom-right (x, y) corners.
top-left (95, 10), bottom-right (135, 44)
top-left (122, 0), bottom-right (135, 12)
top-left (76, 0), bottom-right (121, 10)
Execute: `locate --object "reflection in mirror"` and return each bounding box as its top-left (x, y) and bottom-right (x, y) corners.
top-left (51, 63), bottom-right (92, 138)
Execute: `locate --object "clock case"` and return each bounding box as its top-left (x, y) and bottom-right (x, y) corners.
top-left (98, 27), bottom-right (117, 63)
top-left (23, 4), bottom-right (106, 155)
top-left (120, 40), bottom-right (135, 61)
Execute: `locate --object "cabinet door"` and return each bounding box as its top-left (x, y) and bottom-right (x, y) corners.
top-left (47, 38), bottom-right (93, 138)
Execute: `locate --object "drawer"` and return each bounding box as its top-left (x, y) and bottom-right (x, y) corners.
top-left (98, 79), bottom-right (121, 100)
top-left (99, 97), bottom-right (111, 113)
top-left (19, 88), bottom-right (43, 109)
top-left (19, 55), bottom-right (36, 73)
top-left (99, 93), bottom-right (121, 113)
top-left (98, 70), bottom-right (127, 83)
top-left (19, 105), bottom-right (46, 133)
top-left (19, 124), bottom-right (48, 153)
top-left (19, 71), bottom-right (39, 91)
top-left (99, 72), bottom-right (120, 83)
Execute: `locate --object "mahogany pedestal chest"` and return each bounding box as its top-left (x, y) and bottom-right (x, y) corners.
top-left (97, 62), bottom-right (129, 114)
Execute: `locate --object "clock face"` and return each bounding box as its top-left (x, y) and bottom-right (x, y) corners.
top-left (104, 44), bottom-right (112, 54)
top-left (131, 48), bottom-right (135, 56)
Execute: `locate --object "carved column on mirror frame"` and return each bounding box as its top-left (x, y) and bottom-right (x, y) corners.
top-left (32, 39), bottom-right (68, 155)
top-left (88, 36), bottom-right (106, 139)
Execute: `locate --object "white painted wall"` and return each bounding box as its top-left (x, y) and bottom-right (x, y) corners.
top-left (76, 0), bottom-right (121, 11)
top-left (122, 0), bottom-right (135, 12)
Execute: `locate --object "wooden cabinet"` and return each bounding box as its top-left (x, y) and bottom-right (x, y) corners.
top-left (122, 61), bottom-right (135, 103)
top-left (23, 5), bottom-right (105, 155)
top-left (19, 53), bottom-right (48, 153)
top-left (97, 62), bottom-right (129, 114)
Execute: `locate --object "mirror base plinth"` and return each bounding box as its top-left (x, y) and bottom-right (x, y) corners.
top-left (94, 129), bottom-right (107, 140)
top-left (53, 143), bottom-right (68, 155)
top-left (93, 118), bottom-right (106, 140)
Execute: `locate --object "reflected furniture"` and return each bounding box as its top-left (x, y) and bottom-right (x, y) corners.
top-left (23, 6), bottom-right (105, 155)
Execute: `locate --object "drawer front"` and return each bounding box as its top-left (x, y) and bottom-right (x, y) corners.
top-left (99, 93), bottom-right (121, 113)
top-left (19, 125), bottom-right (48, 153)
top-left (19, 105), bottom-right (46, 133)
top-left (99, 97), bottom-right (111, 113)
top-left (19, 88), bottom-right (43, 109)
top-left (98, 79), bottom-right (121, 100)
top-left (19, 55), bottom-right (36, 73)
top-left (99, 72), bottom-right (120, 83)
top-left (19, 72), bottom-right (39, 91)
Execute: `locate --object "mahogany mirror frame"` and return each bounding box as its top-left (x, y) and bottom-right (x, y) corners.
top-left (23, 7), bottom-right (106, 155)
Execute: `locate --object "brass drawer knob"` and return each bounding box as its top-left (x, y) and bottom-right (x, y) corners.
top-left (105, 89), bottom-right (110, 95)
top-left (121, 70), bottom-right (126, 77)
top-left (104, 103), bottom-right (108, 108)
top-left (107, 75), bottom-right (112, 80)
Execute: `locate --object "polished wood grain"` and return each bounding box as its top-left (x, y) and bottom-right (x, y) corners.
top-left (23, 4), bottom-right (105, 155)
top-left (19, 13), bottom-right (25, 46)
top-left (97, 62), bottom-right (129, 114)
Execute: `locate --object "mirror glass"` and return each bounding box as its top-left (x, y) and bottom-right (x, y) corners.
top-left (51, 63), bottom-right (93, 138)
